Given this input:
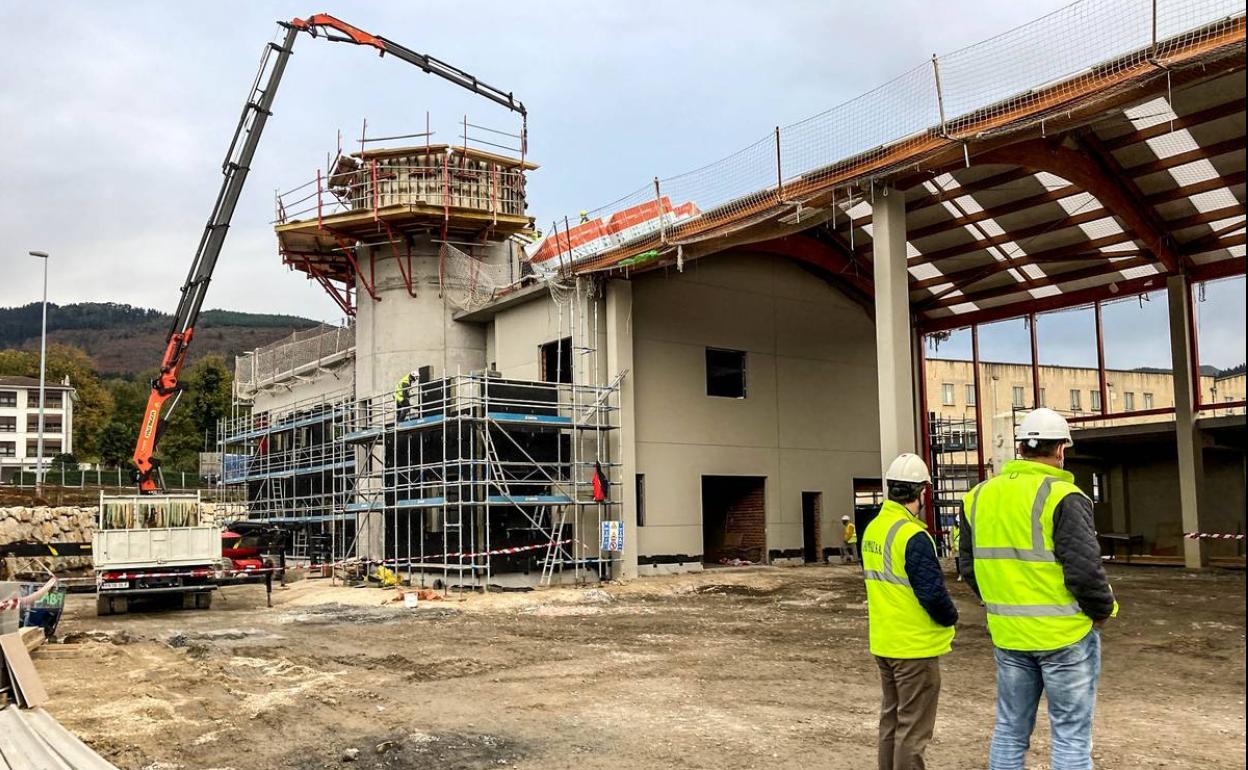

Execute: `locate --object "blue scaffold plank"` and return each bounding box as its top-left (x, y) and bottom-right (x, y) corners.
top-left (254, 513), bottom-right (354, 524)
top-left (487, 494), bottom-right (574, 505)
top-left (395, 413), bottom-right (447, 431)
top-left (342, 427), bottom-right (383, 444)
top-left (224, 458), bottom-right (354, 484)
top-left (343, 501), bottom-right (384, 513)
top-left (222, 410), bottom-right (344, 443)
top-left (486, 411), bottom-right (573, 427)
top-left (395, 496), bottom-right (448, 509)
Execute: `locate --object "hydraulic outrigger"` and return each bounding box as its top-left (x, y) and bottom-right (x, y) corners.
top-left (132, 14), bottom-right (526, 493)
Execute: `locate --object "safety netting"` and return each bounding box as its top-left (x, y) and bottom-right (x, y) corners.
top-left (527, 0), bottom-right (1244, 274)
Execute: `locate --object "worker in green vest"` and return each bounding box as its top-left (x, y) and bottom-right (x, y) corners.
top-left (394, 370), bottom-right (417, 420)
top-left (864, 453), bottom-right (958, 770)
top-left (958, 408), bottom-right (1118, 770)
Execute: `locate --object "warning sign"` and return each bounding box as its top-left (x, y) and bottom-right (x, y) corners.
top-left (600, 521), bottom-right (624, 552)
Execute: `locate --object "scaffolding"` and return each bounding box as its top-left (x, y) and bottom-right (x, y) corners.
top-left (927, 412), bottom-right (981, 556)
top-left (343, 371), bottom-right (621, 589)
top-left (217, 389), bottom-right (357, 566)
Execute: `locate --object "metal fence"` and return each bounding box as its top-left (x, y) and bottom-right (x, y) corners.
top-left (545, 0), bottom-right (1244, 267)
top-left (234, 324), bottom-right (354, 395)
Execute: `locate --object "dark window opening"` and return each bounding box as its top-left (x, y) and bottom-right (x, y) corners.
top-left (706, 348), bottom-right (747, 398)
top-left (417, 365), bottom-right (433, 383)
top-left (635, 474), bottom-right (646, 527)
top-left (541, 338), bottom-right (573, 384)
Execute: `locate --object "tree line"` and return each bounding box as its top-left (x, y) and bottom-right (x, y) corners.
top-left (0, 301), bottom-right (317, 349)
top-left (0, 343), bottom-right (233, 474)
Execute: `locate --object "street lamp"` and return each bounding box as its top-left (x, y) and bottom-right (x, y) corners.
top-left (28, 251), bottom-right (49, 495)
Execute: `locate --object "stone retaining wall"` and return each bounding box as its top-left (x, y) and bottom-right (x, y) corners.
top-left (0, 503), bottom-right (241, 572)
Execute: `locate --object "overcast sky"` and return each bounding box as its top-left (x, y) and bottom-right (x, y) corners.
top-left (1, 1), bottom-right (1243, 369)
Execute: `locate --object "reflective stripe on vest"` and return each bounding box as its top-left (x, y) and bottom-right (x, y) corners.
top-left (862, 501), bottom-right (955, 659)
top-left (962, 460), bottom-right (1091, 651)
top-left (863, 519), bottom-right (911, 587)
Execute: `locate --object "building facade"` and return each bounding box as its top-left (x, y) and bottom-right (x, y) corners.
top-left (226, 251), bottom-right (882, 579)
top-left (0, 375), bottom-right (76, 481)
top-left (926, 358), bottom-right (1245, 447)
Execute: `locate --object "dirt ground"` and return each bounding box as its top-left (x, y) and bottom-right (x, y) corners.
top-left (29, 564), bottom-right (1246, 770)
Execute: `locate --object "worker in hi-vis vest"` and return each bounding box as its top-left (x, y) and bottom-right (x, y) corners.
top-left (841, 514), bottom-right (858, 563)
top-left (864, 453), bottom-right (958, 770)
top-left (958, 408), bottom-right (1118, 770)
top-left (395, 370), bottom-right (417, 420)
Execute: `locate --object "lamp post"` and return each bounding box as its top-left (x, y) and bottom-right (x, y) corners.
top-left (29, 251), bottom-right (49, 495)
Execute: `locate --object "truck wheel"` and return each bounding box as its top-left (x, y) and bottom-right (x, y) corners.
top-left (96, 596), bottom-right (112, 616)
top-left (110, 596), bottom-right (128, 615)
top-left (181, 593), bottom-right (197, 610)
top-left (196, 592), bottom-right (213, 610)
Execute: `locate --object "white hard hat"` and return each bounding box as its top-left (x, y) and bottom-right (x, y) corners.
top-left (841, 515), bottom-right (850, 521)
top-left (1015, 407), bottom-right (1073, 447)
top-left (885, 453), bottom-right (931, 484)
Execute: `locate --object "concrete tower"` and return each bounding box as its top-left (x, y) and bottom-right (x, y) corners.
top-left (274, 142), bottom-right (537, 399)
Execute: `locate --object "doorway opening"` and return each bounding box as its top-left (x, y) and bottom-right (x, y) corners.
top-left (802, 492), bottom-right (822, 563)
top-left (851, 477), bottom-right (884, 546)
top-left (701, 476), bottom-right (766, 565)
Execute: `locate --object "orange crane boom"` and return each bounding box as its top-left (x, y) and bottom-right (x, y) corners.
top-left (132, 13), bottom-right (525, 493)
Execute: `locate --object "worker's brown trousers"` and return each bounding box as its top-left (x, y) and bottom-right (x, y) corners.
top-left (875, 656), bottom-right (941, 770)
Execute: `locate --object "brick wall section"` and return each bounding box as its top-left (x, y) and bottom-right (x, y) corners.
top-left (806, 493), bottom-right (822, 559)
top-left (723, 482), bottom-right (766, 558)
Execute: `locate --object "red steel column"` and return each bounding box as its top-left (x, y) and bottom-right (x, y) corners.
top-left (1029, 312), bottom-right (1041, 408)
top-left (971, 324), bottom-right (986, 481)
top-left (1095, 301), bottom-right (1109, 418)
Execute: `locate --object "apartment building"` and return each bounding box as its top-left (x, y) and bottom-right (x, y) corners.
top-left (926, 358), bottom-right (1245, 440)
top-left (0, 375), bottom-right (76, 481)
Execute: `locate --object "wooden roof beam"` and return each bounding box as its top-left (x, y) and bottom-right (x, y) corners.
top-left (925, 256), bottom-right (1156, 310)
top-left (981, 138), bottom-right (1182, 272)
top-left (1100, 100), bottom-right (1245, 152)
top-left (749, 234), bottom-right (874, 296)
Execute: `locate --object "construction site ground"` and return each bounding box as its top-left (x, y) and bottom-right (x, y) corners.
top-left (37, 564), bottom-right (1245, 770)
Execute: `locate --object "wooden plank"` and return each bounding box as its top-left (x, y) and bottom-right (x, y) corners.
top-left (19, 626), bottom-right (44, 654)
top-left (0, 706), bottom-right (72, 770)
top-left (0, 633), bottom-right (47, 708)
top-left (25, 708), bottom-right (120, 770)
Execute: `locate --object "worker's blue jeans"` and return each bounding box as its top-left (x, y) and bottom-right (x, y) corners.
top-left (989, 630), bottom-right (1101, 770)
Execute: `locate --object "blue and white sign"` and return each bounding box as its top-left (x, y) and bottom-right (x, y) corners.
top-left (600, 521), bottom-right (624, 552)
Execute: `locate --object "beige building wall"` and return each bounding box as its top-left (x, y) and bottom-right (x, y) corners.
top-left (628, 252), bottom-right (881, 569)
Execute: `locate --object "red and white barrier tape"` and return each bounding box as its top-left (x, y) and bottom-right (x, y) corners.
top-left (8, 540), bottom-right (583, 594)
top-left (1185, 532), bottom-right (1246, 540)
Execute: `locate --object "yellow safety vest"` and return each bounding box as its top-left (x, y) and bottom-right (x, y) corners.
top-left (844, 522), bottom-right (857, 545)
top-left (395, 374), bottom-right (412, 404)
top-left (862, 500), bottom-right (955, 659)
top-left (964, 459), bottom-right (1095, 652)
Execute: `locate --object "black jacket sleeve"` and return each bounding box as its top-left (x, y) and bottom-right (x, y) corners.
top-left (905, 534), bottom-right (959, 627)
top-left (958, 505), bottom-right (980, 599)
top-left (1052, 494), bottom-right (1116, 621)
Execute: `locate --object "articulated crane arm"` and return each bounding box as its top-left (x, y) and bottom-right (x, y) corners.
top-left (132, 14), bottom-right (526, 493)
